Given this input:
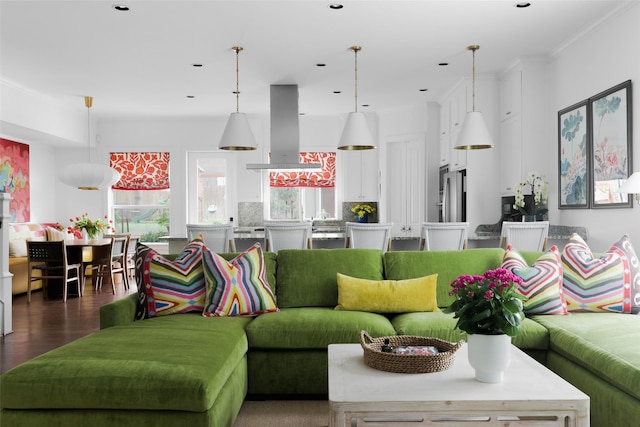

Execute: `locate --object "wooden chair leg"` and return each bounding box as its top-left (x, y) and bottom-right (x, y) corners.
top-left (27, 270), bottom-right (32, 303)
top-left (76, 267), bottom-right (83, 298)
top-left (110, 269), bottom-right (116, 294)
top-left (62, 272), bottom-right (68, 303)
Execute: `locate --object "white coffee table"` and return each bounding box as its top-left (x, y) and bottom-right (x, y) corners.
top-left (328, 343), bottom-right (589, 427)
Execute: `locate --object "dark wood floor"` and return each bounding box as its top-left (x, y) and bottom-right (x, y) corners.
top-left (1, 280), bottom-right (137, 374)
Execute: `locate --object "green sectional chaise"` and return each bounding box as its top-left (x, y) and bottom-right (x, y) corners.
top-left (2, 248), bottom-right (639, 427)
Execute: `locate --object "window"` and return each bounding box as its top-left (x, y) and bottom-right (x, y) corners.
top-left (187, 152), bottom-right (232, 225)
top-left (269, 152), bottom-right (336, 220)
top-left (194, 158), bottom-right (228, 224)
top-left (110, 152), bottom-right (170, 242)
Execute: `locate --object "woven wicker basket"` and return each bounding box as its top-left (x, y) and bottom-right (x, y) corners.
top-left (359, 330), bottom-right (464, 374)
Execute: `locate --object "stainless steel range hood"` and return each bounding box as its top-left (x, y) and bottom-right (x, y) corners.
top-left (246, 85), bottom-right (321, 170)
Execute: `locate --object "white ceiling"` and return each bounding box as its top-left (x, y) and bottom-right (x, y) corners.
top-left (0, 0), bottom-right (630, 120)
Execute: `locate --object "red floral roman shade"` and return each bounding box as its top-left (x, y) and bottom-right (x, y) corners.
top-left (110, 152), bottom-right (170, 190)
top-left (269, 152), bottom-right (335, 188)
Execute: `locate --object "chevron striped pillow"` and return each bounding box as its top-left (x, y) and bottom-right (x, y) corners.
top-left (561, 234), bottom-right (631, 313)
top-left (608, 234), bottom-right (640, 314)
top-left (502, 245), bottom-right (567, 315)
top-left (135, 239), bottom-right (206, 319)
top-left (202, 243), bottom-right (278, 317)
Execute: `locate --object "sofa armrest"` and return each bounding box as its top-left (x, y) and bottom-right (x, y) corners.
top-left (99, 293), bottom-right (138, 329)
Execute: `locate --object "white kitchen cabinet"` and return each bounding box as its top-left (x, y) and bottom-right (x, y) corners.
top-left (387, 135), bottom-right (425, 238)
top-left (342, 149), bottom-right (379, 201)
top-left (450, 129), bottom-right (467, 171)
top-left (439, 135), bottom-right (450, 166)
top-left (440, 80), bottom-right (469, 171)
top-left (499, 69), bottom-right (522, 121)
top-left (498, 60), bottom-right (546, 194)
top-left (499, 116), bottom-right (522, 194)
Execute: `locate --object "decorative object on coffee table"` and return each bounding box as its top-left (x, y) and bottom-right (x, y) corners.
top-left (359, 331), bottom-right (463, 374)
top-left (444, 268), bottom-right (526, 383)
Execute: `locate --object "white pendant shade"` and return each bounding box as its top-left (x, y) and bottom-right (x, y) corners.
top-left (618, 172), bottom-right (640, 205)
top-left (58, 95), bottom-right (121, 190)
top-left (618, 172), bottom-right (640, 194)
top-left (454, 111), bottom-right (494, 150)
top-left (219, 112), bottom-right (258, 151)
top-left (59, 162), bottom-right (121, 191)
top-left (338, 112), bottom-right (376, 150)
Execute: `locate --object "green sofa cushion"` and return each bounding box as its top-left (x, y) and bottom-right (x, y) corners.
top-left (532, 313), bottom-right (640, 401)
top-left (275, 249), bottom-right (383, 308)
top-left (383, 249), bottom-right (505, 308)
top-left (0, 360), bottom-right (248, 427)
top-left (390, 311), bottom-right (463, 342)
top-left (1, 315), bottom-right (252, 411)
top-left (246, 307), bottom-right (396, 348)
top-left (390, 312), bottom-right (548, 350)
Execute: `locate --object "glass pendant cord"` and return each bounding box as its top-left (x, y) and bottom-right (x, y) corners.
top-left (85, 96), bottom-right (93, 162)
top-left (233, 46), bottom-right (242, 113)
top-left (350, 46), bottom-right (361, 112)
top-left (469, 45), bottom-right (479, 112)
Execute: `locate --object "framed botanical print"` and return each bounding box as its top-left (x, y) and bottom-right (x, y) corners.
top-left (590, 80), bottom-right (633, 208)
top-left (558, 100), bottom-right (590, 208)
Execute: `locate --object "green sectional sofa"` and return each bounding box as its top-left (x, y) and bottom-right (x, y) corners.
top-left (2, 248), bottom-right (639, 427)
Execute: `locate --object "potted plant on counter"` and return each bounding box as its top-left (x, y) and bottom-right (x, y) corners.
top-left (351, 204), bottom-right (375, 223)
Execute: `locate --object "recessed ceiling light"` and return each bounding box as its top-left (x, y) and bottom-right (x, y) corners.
top-left (515, 2), bottom-right (531, 8)
top-left (112, 4), bottom-right (130, 11)
top-left (361, 104), bottom-right (369, 108)
top-left (316, 63), bottom-right (327, 67)
top-left (438, 62), bottom-right (449, 66)
top-left (186, 95), bottom-right (195, 99)
top-left (192, 63), bottom-right (203, 67)
top-left (419, 89), bottom-right (428, 92)
top-left (328, 4), bottom-right (344, 10)
top-left (333, 91), bottom-right (342, 94)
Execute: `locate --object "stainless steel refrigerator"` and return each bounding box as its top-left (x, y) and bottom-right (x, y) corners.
top-left (438, 169), bottom-right (466, 222)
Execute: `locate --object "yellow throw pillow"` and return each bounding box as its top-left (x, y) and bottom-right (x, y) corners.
top-left (335, 272), bottom-right (439, 313)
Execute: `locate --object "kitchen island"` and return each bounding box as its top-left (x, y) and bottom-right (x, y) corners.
top-left (469, 223), bottom-right (588, 250)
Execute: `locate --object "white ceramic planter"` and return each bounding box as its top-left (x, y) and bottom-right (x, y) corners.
top-left (467, 334), bottom-right (512, 383)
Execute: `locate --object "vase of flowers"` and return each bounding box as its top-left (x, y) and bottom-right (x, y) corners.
top-left (351, 204), bottom-right (375, 223)
top-left (443, 268), bottom-right (526, 383)
top-left (514, 172), bottom-right (548, 221)
top-left (68, 213), bottom-right (114, 242)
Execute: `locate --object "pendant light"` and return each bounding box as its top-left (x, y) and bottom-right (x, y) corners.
top-left (454, 45), bottom-right (494, 150)
top-left (219, 46), bottom-right (257, 150)
top-left (338, 46), bottom-right (376, 150)
top-left (58, 96), bottom-right (120, 190)
top-left (618, 172), bottom-right (640, 206)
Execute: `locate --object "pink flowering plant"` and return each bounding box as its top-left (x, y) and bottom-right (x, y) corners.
top-left (443, 268), bottom-right (526, 337)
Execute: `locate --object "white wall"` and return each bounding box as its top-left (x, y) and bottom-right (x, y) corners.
top-left (3, 4), bottom-right (639, 251)
top-left (548, 2), bottom-right (640, 251)
top-left (57, 114), bottom-right (346, 234)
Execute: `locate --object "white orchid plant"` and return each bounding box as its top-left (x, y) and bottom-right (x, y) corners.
top-left (513, 172), bottom-right (548, 220)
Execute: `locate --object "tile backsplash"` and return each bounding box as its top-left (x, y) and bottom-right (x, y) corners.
top-left (238, 202), bottom-right (264, 227)
top-left (237, 201), bottom-right (379, 227)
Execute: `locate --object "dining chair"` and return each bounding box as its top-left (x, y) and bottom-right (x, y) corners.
top-left (86, 236), bottom-right (129, 293)
top-left (420, 222), bottom-right (470, 251)
top-left (186, 224), bottom-right (236, 252)
top-left (500, 221), bottom-right (549, 252)
top-left (104, 234), bottom-right (132, 290)
top-left (264, 221), bottom-right (313, 252)
top-left (26, 240), bottom-right (82, 302)
top-left (125, 235), bottom-right (140, 281)
top-left (344, 222), bottom-right (393, 253)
